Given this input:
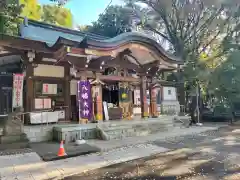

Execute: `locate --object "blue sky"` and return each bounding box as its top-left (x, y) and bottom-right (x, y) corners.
top-left (39, 0), bottom-right (123, 25)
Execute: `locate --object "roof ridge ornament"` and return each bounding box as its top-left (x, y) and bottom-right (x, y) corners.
top-left (90, 79), bottom-right (105, 85)
top-left (27, 51), bottom-right (35, 62)
top-left (23, 17), bottom-right (28, 27)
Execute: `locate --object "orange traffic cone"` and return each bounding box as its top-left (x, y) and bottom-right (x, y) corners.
top-left (58, 140), bottom-right (67, 157)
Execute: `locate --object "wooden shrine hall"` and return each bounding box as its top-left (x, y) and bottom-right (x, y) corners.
top-left (0, 19), bottom-right (184, 124)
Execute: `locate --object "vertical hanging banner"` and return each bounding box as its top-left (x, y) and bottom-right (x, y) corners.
top-left (12, 74), bottom-right (24, 108)
top-left (77, 80), bottom-right (92, 121)
top-left (134, 89), bottom-right (141, 105)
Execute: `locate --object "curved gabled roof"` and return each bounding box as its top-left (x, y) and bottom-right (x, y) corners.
top-left (85, 32), bottom-right (182, 64)
top-left (20, 19), bottom-right (183, 65)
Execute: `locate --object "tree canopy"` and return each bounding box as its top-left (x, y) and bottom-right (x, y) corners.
top-left (41, 5), bottom-right (73, 28)
top-left (19, 0), bottom-right (42, 20)
top-left (0, 0), bottom-right (73, 35)
top-left (83, 5), bottom-right (132, 37)
top-left (20, 0), bottom-right (73, 28)
top-left (0, 0), bottom-right (22, 35)
top-left (122, 0), bottom-right (239, 103)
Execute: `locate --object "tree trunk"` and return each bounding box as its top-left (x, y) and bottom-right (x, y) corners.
top-left (230, 111), bottom-right (234, 125)
top-left (229, 102), bottom-right (235, 125)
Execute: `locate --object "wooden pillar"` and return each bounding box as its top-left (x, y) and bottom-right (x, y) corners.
top-left (64, 63), bottom-right (71, 121)
top-left (140, 76), bottom-right (148, 118)
top-left (25, 63), bottom-right (34, 114)
top-left (94, 73), bottom-right (103, 121)
top-left (149, 85), bottom-right (158, 118)
top-left (128, 86), bottom-right (133, 119)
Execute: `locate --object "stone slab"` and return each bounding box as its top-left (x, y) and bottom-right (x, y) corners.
top-left (30, 142), bottom-right (101, 161)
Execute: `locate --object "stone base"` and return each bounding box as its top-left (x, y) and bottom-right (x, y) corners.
top-left (0, 114), bottom-right (29, 150)
top-left (161, 101), bottom-right (180, 115)
top-left (0, 133), bottom-right (28, 144)
top-left (0, 141), bottom-right (29, 150)
top-left (53, 124), bottom-right (97, 144)
top-left (0, 133), bottom-right (29, 150)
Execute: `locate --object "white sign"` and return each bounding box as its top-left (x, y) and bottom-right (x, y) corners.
top-left (12, 74), bottom-right (24, 108)
top-left (43, 98), bottom-right (52, 109)
top-left (35, 98), bottom-right (52, 109)
top-left (103, 101), bottom-right (109, 121)
top-left (35, 98), bottom-right (43, 109)
top-left (134, 90), bottom-right (141, 105)
top-left (163, 86), bottom-right (177, 101)
top-left (42, 84), bottom-right (57, 94)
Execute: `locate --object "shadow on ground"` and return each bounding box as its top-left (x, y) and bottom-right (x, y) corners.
top-left (64, 126), bottom-right (240, 180)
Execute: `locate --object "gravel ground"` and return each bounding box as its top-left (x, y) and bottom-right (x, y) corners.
top-left (0, 148), bottom-right (33, 156)
top-left (65, 126), bottom-right (240, 180)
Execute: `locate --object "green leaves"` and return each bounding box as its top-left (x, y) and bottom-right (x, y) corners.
top-left (83, 5), bottom-right (132, 37)
top-left (41, 5), bottom-right (73, 28)
top-left (1, 0), bottom-right (74, 35)
top-left (0, 0), bottom-right (22, 35)
top-left (20, 0), bottom-right (73, 28)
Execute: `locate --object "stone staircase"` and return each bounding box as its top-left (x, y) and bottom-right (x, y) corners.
top-left (0, 114), bottom-right (29, 150)
top-left (97, 117), bottom-right (176, 140)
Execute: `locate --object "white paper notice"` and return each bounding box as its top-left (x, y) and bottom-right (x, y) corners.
top-left (103, 101), bottom-right (109, 121)
top-left (42, 84), bottom-right (57, 94)
top-left (43, 98), bottom-right (51, 109)
top-left (35, 98), bottom-right (43, 109)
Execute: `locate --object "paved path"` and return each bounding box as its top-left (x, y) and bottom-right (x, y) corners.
top-left (87, 125), bottom-right (222, 151)
top-left (65, 126), bottom-right (240, 180)
top-left (0, 125), bottom-right (226, 180)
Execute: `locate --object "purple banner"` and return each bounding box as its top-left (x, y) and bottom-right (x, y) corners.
top-left (77, 80), bottom-right (92, 120)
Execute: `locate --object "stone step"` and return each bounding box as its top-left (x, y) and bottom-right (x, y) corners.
top-left (100, 120), bottom-right (174, 140)
top-left (102, 122), bottom-right (172, 131)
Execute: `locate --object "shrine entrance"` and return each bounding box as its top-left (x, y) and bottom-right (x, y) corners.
top-left (102, 82), bottom-right (121, 120)
top-left (0, 19), bottom-right (184, 125)
top-left (102, 82), bottom-right (119, 107)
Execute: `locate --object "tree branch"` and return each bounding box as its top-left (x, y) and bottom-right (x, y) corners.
top-left (184, 6), bottom-right (223, 44)
top-left (144, 24), bottom-right (172, 42)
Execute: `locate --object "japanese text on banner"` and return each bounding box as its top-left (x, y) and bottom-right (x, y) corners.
top-left (78, 81), bottom-right (92, 120)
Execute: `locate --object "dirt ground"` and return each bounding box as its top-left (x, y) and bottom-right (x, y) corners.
top-left (64, 126), bottom-right (240, 180)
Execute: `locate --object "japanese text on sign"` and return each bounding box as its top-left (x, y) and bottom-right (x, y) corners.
top-left (12, 74), bottom-right (24, 108)
top-left (77, 81), bottom-right (92, 120)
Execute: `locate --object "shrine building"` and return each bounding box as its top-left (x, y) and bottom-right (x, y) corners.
top-left (0, 19), bottom-right (184, 125)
